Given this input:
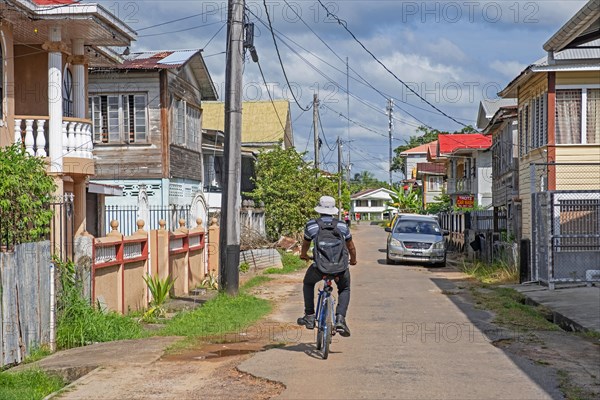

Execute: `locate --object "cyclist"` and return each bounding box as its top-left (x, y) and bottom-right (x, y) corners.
top-left (297, 195), bottom-right (357, 337)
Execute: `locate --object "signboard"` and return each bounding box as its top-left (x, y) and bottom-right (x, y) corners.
top-left (456, 195), bottom-right (475, 209)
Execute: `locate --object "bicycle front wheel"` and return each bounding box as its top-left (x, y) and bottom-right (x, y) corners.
top-left (322, 296), bottom-right (334, 359)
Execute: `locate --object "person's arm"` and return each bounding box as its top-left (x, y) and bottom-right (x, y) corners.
top-left (346, 238), bottom-right (357, 265)
top-left (300, 238), bottom-right (311, 260)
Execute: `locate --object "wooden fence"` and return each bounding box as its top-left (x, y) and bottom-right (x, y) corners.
top-left (0, 241), bottom-right (51, 367)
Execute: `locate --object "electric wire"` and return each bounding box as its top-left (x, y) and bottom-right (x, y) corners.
top-left (316, 0), bottom-right (469, 128)
top-left (261, 0), bottom-right (310, 112)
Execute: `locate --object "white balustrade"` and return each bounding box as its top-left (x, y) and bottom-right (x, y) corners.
top-left (67, 121), bottom-right (76, 156)
top-left (24, 119), bottom-right (35, 156)
top-left (62, 121), bottom-right (69, 156)
top-left (75, 122), bottom-right (83, 158)
top-left (14, 117), bottom-right (93, 160)
top-left (36, 119), bottom-right (47, 157)
top-left (14, 119), bottom-right (22, 145)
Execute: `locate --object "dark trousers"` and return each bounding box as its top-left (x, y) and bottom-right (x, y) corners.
top-left (303, 265), bottom-right (351, 317)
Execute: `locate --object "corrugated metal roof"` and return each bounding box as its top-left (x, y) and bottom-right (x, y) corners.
top-left (120, 49), bottom-right (202, 69)
top-left (416, 162), bottom-right (445, 175)
top-left (480, 99), bottom-right (517, 119)
top-left (543, 0), bottom-right (600, 52)
top-left (438, 134), bottom-right (491, 155)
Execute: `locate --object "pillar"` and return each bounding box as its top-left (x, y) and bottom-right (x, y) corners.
top-left (71, 39), bottom-right (86, 119)
top-left (44, 26), bottom-right (64, 174)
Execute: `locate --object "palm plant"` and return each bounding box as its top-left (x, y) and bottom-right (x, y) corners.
top-left (388, 186), bottom-right (422, 214)
top-left (142, 275), bottom-right (176, 322)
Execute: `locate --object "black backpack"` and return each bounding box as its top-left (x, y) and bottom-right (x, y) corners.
top-left (314, 218), bottom-right (349, 275)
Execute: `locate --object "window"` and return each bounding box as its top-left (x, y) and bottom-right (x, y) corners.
top-left (555, 88), bottom-right (600, 145)
top-left (587, 89), bottom-right (600, 145)
top-left (556, 89), bottom-right (582, 144)
top-left (63, 67), bottom-right (73, 117)
top-left (89, 94), bottom-right (147, 143)
top-left (530, 93), bottom-right (547, 149)
top-left (173, 98), bottom-right (201, 147)
top-left (428, 176), bottom-right (442, 191)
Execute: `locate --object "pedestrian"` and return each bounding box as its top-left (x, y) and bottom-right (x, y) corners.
top-left (298, 195), bottom-right (357, 337)
top-left (344, 211), bottom-right (351, 228)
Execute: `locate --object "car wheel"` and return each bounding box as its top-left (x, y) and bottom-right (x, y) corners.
top-left (386, 251), bottom-right (395, 265)
top-left (434, 259), bottom-right (446, 268)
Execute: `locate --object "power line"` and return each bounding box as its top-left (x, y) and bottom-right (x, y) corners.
top-left (261, 0), bottom-right (310, 112)
top-left (316, 0), bottom-right (468, 128)
top-left (244, 7), bottom-right (427, 130)
top-left (256, 58), bottom-right (287, 134)
top-left (138, 21), bottom-right (223, 38)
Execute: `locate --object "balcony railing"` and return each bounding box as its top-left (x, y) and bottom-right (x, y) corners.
top-left (14, 116), bottom-right (93, 159)
top-left (447, 178), bottom-right (472, 194)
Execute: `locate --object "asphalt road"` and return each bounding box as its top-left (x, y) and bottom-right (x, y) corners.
top-left (238, 223), bottom-right (553, 400)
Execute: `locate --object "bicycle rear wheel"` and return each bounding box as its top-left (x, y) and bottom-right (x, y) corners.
top-left (316, 297), bottom-right (326, 351)
top-left (322, 296), bottom-right (334, 359)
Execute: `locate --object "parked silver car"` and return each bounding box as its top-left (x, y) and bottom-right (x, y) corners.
top-left (384, 214), bottom-right (448, 267)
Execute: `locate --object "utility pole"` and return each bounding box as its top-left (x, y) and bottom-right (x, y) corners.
top-left (387, 98), bottom-right (394, 186)
top-left (313, 93), bottom-right (319, 174)
top-left (337, 137), bottom-right (343, 219)
top-left (219, 0), bottom-right (244, 295)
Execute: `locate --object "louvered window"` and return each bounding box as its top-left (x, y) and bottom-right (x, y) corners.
top-left (173, 97), bottom-right (201, 149)
top-left (89, 94), bottom-right (147, 143)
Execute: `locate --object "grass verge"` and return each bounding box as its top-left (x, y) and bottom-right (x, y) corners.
top-left (459, 259), bottom-right (519, 284)
top-left (0, 368), bottom-right (64, 400)
top-left (470, 286), bottom-right (559, 331)
top-left (159, 292), bottom-right (272, 350)
top-left (264, 251), bottom-right (307, 274)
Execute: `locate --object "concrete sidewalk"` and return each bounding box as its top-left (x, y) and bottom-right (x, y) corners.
top-left (510, 284), bottom-right (600, 334)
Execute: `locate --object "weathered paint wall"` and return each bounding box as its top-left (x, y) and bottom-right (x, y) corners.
top-left (518, 148), bottom-right (546, 240)
top-left (169, 252), bottom-right (188, 297)
top-left (556, 71), bottom-right (600, 86)
top-left (123, 260), bottom-right (147, 312)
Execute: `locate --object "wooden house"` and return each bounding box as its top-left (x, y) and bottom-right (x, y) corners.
top-left (88, 49), bottom-right (218, 226)
top-left (498, 0), bottom-right (600, 242)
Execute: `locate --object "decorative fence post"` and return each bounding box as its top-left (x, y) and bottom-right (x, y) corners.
top-left (150, 220), bottom-right (170, 280)
top-left (188, 218), bottom-right (206, 289)
top-left (207, 218), bottom-right (220, 277)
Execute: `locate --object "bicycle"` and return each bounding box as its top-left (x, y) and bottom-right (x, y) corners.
top-left (315, 274), bottom-right (337, 359)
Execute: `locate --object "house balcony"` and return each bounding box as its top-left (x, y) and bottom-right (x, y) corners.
top-left (15, 116), bottom-right (95, 175)
top-left (447, 178), bottom-right (472, 194)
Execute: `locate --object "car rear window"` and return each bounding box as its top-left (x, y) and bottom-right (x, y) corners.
top-left (394, 220), bottom-right (441, 235)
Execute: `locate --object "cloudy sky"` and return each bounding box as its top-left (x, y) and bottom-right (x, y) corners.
top-left (96, 0), bottom-right (587, 182)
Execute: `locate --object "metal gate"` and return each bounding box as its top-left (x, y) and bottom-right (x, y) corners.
top-left (532, 191), bottom-right (600, 289)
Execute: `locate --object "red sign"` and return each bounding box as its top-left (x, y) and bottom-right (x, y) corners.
top-left (456, 195), bottom-right (474, 209)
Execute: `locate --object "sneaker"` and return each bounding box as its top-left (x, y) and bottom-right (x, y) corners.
top-left (297, 314), bottom-right (315, 329)
top-left (335, 314), bottom-right (351, 337)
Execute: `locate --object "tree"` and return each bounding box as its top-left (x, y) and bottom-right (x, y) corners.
top-left (0, 144), bottom-right (56, 248)
top-left (388, 186), bottom-right (422, 214)
top-left (248, 146), bottom-right (338, 240)
top-left (424, 189), bottom-right (451, 214)
top-left (349, 170), bottom-right (391, 194)
top-left (391, 124), bottom-right (478, 175)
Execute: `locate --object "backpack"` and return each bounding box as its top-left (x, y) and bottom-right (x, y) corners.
top-left (314, 218), bottom-right (349, 275)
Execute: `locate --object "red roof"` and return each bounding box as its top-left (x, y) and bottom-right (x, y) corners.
top-left (437, 134), bottom-right (491, 155)
top-left (399, 140), bottom-right (438, 156)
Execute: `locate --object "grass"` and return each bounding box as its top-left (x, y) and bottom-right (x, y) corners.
top-left (241, 275), bottom-right (273, 292)
top-left (159, 292), bottom-right (272, 339)
top-left (264, 251), bottom-right (307, 274)
top-left (21, 346), bottom-right (52, 365)
top-left (556, 369), bottom-right (592, 400)
top-left (460, 259), bottom-right (519, 284)
top-left (0, 368), bottom-right (64, 400)
top-left (470, 286), bottom-right (560, 331)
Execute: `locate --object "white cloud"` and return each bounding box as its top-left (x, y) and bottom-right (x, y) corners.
top-left (490, 60), bottom-right (528, 78)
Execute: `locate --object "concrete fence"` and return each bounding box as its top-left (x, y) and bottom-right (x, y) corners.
top-left (89, 218), bottom-right (216, 314)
